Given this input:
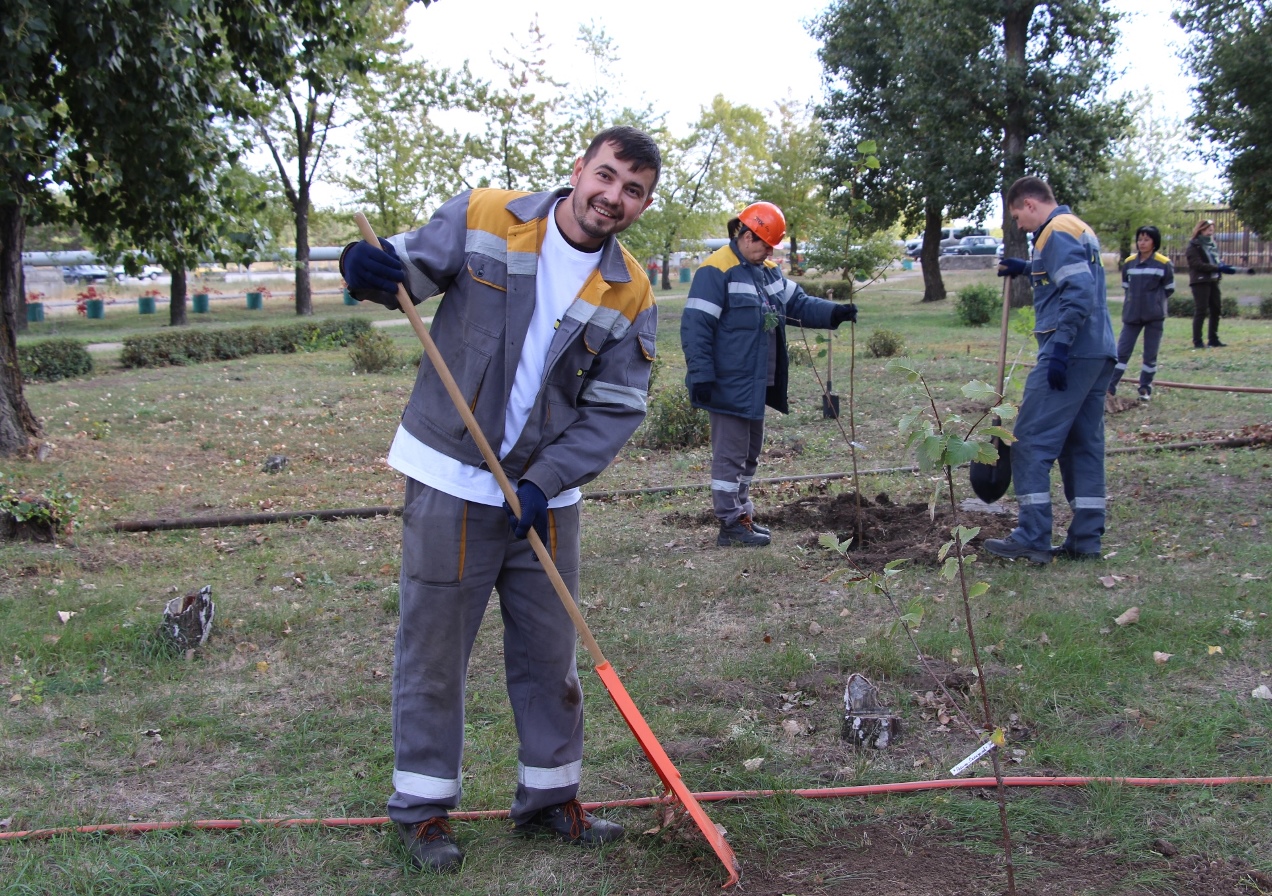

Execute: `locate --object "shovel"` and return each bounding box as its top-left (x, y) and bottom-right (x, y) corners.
top-left (354, 215), bottom-right (741, 888)
top-left (968, 277), bottom-right (1013, 503)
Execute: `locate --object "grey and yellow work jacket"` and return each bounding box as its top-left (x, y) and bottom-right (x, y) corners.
top-left (1027, 206), bottom-right (1116, 361)
top-left (1119, 251), bottom-right (1174, 325)
top-left (347, 187), bottom-right (657, 498)
top-left (681, 240), bottom-right (838, 420)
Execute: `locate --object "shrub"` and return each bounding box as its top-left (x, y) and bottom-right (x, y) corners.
top-left (18, 338), bottom-right (94, 382)
top-left (1169, 294), bottom-right (1241, 318)
top-left (0, 472), bottom-right (80, 542)
top-left (120, 318), bottom-right (371, 368)
top-left (1259, 296), bottom-right (1272, 320)
top-left (349, 331), bottom-right (400, 373)
top-left (635, 385), bottom-right (709, 450)
top-left (955, 283), bottom-right (999, 327)
top-left (1220, 295), bottom-right (1240, 318)
top-left (794, 279), bottom-right (857, 301)
top-left (865, 328), bottom-right (906, 358)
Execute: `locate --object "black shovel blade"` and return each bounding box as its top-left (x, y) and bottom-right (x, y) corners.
top-left (969, 436), bottom-right (1012, 504)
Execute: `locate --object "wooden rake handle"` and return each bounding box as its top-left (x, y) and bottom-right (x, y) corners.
top-left (353, 214), bottom-right (608, 666)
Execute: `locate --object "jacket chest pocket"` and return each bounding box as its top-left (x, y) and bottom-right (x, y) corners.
top-left (722, 294), bottom-right (763, 331)
top-left (459, 254), bottom-right (508, 338)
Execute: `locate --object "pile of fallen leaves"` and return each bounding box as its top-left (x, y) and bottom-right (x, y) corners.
top-left (1133, 422), bottom-right (1272, 446)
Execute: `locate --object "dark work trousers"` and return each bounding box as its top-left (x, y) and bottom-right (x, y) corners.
top-left (1191, 281), bottom-right (1222, 345)
top-left (1108, 319), bottom-right (1164, 395)
top-left (1009, 356), bottom-right (1115, 555)
top-left (387, 477), bottom-right (584, 825)
top-left (709, 410), bottom-right (765, 526)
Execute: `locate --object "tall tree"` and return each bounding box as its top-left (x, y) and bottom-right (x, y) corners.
top-left (1174, 0), bottom-right (1272, 234)
top-left (1073, 95), bottom-right (1199, 258)
top-left (754, 102), bottom-right (828, 273)
top-left (998, 0), bottom-right (1129, 305)
top-left (254, 0), bottom-right (410, 316)
top-left (623, 97), bottom-right (769, 290)
top-left (340, 60), bottom-right (483, 236)
top-left (815, 0), bottom-right (999, 303)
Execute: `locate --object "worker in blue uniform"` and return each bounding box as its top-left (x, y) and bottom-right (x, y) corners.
top-left (988, 176), bottom-right (1117, 564)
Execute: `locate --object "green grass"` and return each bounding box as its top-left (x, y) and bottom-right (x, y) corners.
top-left (2, 268), bottom-right (1270, 893)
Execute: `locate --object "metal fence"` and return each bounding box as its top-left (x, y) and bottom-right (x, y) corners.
top-left (1162, 208), bottom-right (1272, 274)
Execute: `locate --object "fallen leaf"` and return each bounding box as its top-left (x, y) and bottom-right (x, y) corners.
top-left (839, 608), bottom-right (850, 617)
top-left (1114, 607), bottom-right (1140, 626)
top-left (1099, 575), bottom-right (1125, 589)
top-left (56, 610), bottom-right (76, 624)
top-left (1252, 685), bottom-right (1272, 701)
top-left (256, 661), bottom-right (269, 673)
top-left (1153, 651), bottom-right (1172, 664)
top-left (1208, 645), bottom-right (1224, 655)
top-left (743, 757), bottom-right (764, 771)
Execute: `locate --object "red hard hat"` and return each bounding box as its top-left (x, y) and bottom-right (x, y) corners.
top-left (730, 201), bottom-right (786, 248)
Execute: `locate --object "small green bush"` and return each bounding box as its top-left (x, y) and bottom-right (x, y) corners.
top-left (18, 338), bottom-right (93, 382)
top-left (955, 283), bottom-right (999, 327)
top-left (349, 331), bottom-right (400, 373)
top-left (1259, 296), bottom-right (1272, 319)
top-left (120, 318), bottom-right (372, 368)
top-left (865, 328), bottom-right (906, 359)
top-left (794, 279), bottom-right (857, 301)
top-left (1168, 294), bottom-right (1240, 318)
top-left (636, 385), bottom-right (709, 450)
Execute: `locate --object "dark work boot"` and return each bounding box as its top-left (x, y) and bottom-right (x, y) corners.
top-left (717, 514), bottom-right (771, 546)
top-left (514, 799), bottom-right (624, 846)
top-left (397, 818), bottom-right (464, 873)
top-left (984, 536), bottom-right (1053, 565)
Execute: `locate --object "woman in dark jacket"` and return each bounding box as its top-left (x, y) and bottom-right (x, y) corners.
top-left (1184, 218), bottom-right (1236, 348)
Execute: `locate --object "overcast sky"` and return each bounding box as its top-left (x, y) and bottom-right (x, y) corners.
top-left (358, 0), bottom-right (1221, 213)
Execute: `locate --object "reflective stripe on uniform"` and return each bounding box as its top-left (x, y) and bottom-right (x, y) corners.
top-left (1054, 261), bottom-right (1092, 284)
top-left (465, 229), bottom-right (508, 262)
top-left (1071, 497), bottom-right (1106, 510)
top-left (394, 768), bottom-right (461, 801)
top-left (711, 478), bottom-right (740, 493)
top-left (685, 298), bottom-right (722, 318)
top-left (518, 759), bottom-right (582, 790)
top-left (1017, 492), bottom-right (1051, 506)
top-left (580, 380), bottom-right (647, 411)
top-left (727, 281), bottom-right (758, 298)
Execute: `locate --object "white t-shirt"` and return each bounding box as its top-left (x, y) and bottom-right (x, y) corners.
top-left (387, 200), bottom-right (600, 508)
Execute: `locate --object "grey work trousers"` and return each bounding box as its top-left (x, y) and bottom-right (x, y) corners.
top-left (388, 477), bottom-right (584, 825)
top-left (709, 411), bottom-right (765, 526)
top-left (1108, 319), bottom-right (1163, 395)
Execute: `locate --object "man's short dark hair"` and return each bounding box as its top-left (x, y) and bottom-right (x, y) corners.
top-left (582, 126), bottom-right (662, 193)
top-left (1005, 176), bottom-right (1056, 208)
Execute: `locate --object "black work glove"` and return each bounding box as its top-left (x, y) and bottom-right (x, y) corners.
top-left (1218, 263), bottom-right (1237, 275)
top-left (342, 238), bottom-right (405, 302)
top-left (503, 481), bottom-right (549, 543)
top-left (691, 381), bottom-right (714, 404)
top-left (830, 303), bottom-right (858, 327)
top-left (1046, 342), bottom-right (1070, 392)
top-left (998, 257), bottom-right (1029, 277)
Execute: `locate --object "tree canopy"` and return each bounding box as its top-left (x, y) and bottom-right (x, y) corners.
top-left (1174, 0), bottom-right (1272, 234)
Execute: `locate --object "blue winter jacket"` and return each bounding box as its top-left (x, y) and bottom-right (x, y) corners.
top-left (680, 240), bottom-right (838, 420)
top-left (1028, 206), bottom-right (1116, 361)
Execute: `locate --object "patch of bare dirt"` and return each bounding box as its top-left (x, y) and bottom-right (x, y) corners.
top-left (619, 820), bottom-right (1270, 895)
top-left (665, 491), bottom-right (1013, 569)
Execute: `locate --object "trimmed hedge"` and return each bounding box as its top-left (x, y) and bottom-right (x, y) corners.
top-left (1167, 294), bottom-right (1241, 319)
top-left (120, 318), bottom-right (372, 368)
top-left (18, 338), bottom-right (94, 382)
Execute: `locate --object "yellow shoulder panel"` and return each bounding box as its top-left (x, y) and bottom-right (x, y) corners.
top-left (701, 245), bottom-right (740, 274)
top-left (1154, 252), bottom-right (1171, 264)
top-left (1034, 214), bottom-right (1092, 252)
top-left (465, 188), bottom-right (534, 235)
top-left (1123, 253), bottom-right (1137, 264)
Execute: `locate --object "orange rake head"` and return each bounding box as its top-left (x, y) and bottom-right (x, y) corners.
top-left (596, 661), bottom-right (741, 888)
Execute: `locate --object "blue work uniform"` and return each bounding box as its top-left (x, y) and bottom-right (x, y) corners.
top-left (1009, 206), bottom-right (1117, 555)
top-left (1109, 251), bottom-right (1173, 397)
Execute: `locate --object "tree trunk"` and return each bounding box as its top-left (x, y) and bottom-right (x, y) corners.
top-left (920, 202), bottom-right (947, 302)
top-left (170, 266), bottom-right (188, 326)
top-left (168, 265), bottom-right (187, 327)
top-left (0, 201), bottom-right (42, 456)
top-left (294, 189), bottom-right (313, 316)
top-left (1002, 8), bottom-right (1035, 310)
top-left (660, 250), bottom-right (671, 290)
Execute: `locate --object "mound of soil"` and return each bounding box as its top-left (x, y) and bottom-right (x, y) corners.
top-left (665, 491), bottom-right (1013, 568)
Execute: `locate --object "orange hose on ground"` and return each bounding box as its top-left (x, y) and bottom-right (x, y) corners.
top-left (4, 775), bottom-right (1270, 841)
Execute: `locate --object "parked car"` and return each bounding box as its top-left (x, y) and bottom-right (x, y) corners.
top-left (942, 235), bottom-right (1001, 256)
top-left (62, 264), bottom-right (111, 283)
top-left (113, 264), bottom-right (164, 280)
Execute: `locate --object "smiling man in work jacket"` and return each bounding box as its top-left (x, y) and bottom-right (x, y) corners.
top-left (681, 201), bottom-right (858, 547)
top-left (341, 126), bottom-right (661, 873)
top-left (988, 176), bottom-right (1117, 565)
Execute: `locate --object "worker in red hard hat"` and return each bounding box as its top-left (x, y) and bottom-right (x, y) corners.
top-left (681, 201), bottom-right (859, 547)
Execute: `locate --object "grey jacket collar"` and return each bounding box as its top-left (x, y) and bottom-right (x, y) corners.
top-left (505, 187), bottom-right (633, 283)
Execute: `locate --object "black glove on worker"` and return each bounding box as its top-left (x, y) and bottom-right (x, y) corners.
top-left (342, 238), bottom-right (406, 309)
top-left (691, 382), bottom-right (714, 404)
top-left (830, 303), bottom-right (858, 327)
top-left (503, 480), bottom-right (549, 543)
